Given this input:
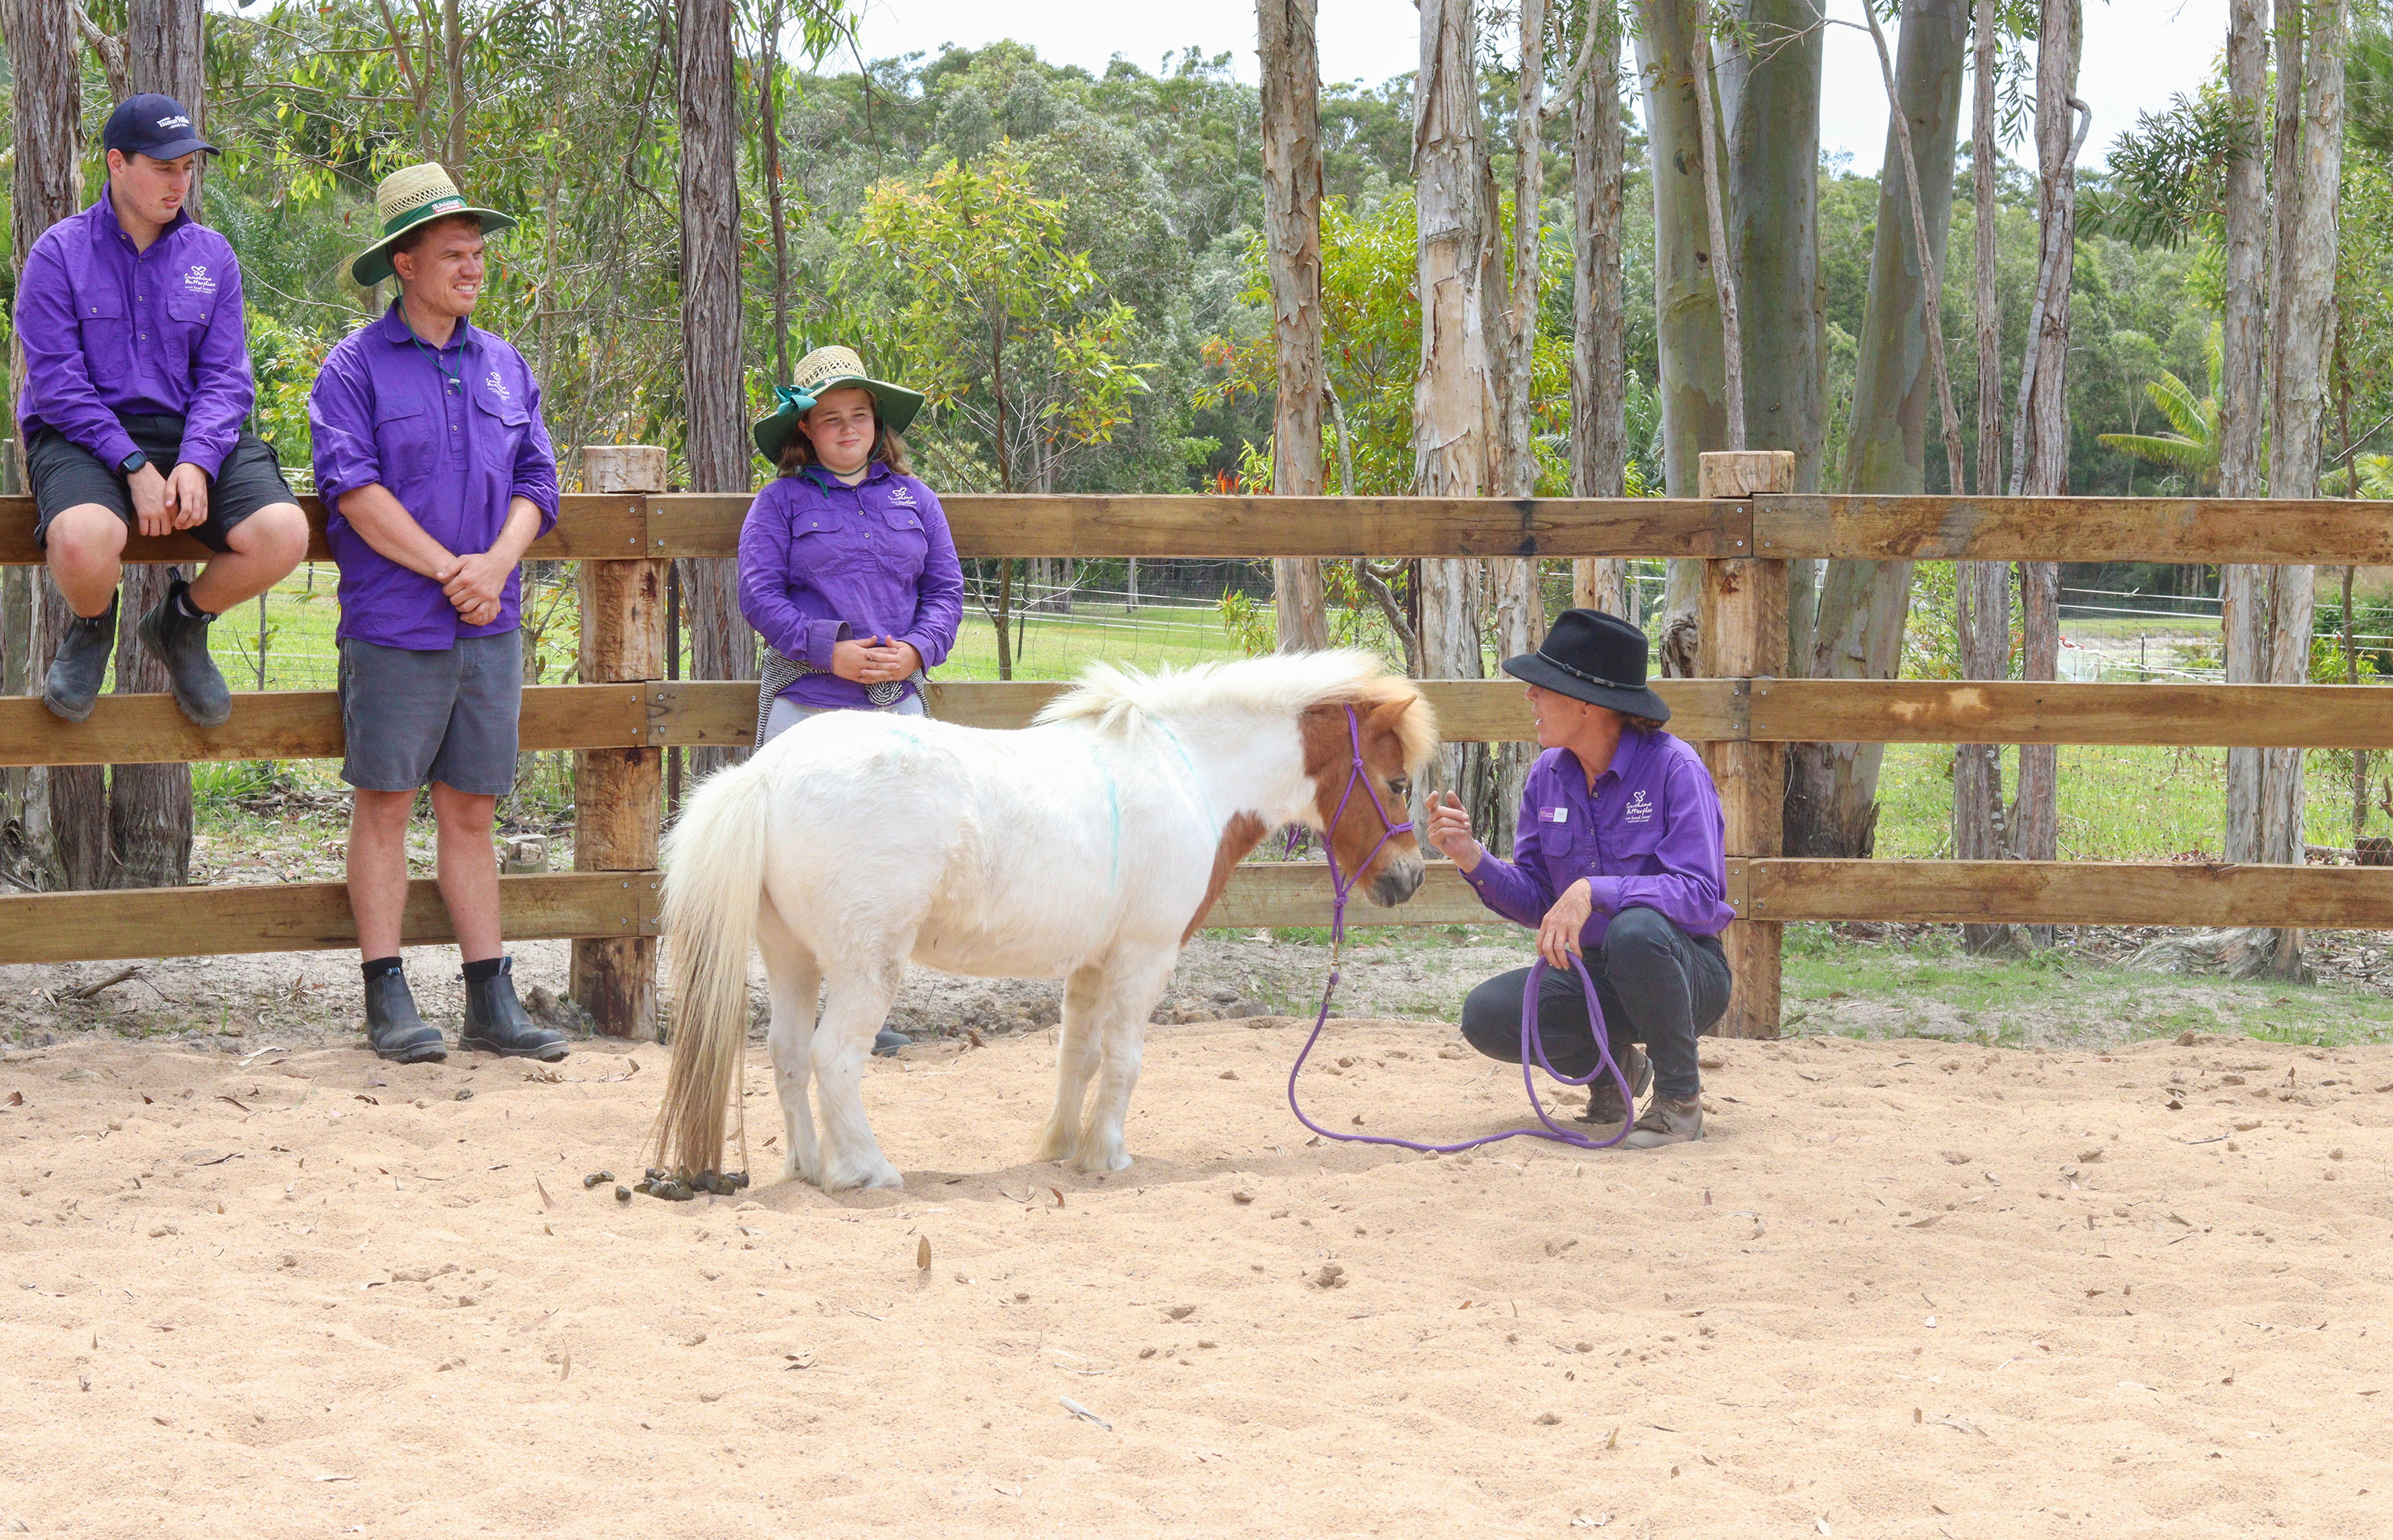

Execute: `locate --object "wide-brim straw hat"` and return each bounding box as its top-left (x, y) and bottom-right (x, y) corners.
top-left (350, 163), bottom-right (517, 287)
top-left (752, 345), bottom-right (927, 463)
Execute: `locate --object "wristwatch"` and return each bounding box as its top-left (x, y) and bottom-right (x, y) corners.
top-left (118, 451), bottom-right (149, 477)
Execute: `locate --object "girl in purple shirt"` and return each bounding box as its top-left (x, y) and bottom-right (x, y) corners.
top-left (739, 346), bottom-right (964, 750)
top-left (1425, 609), bottom-right (1732, 1148)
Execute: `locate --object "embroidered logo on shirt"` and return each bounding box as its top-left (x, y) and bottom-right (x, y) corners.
top-left (1622, 789), bottom-right (1655, 825)
top-left (182, 265), bottom-right (215, 294)
top-left (1538, 806), bottom-right (1569, 825)
top-left (484, 370), bottom-right (513, 402)
top-left (885, 484), bottom-right (918, 507)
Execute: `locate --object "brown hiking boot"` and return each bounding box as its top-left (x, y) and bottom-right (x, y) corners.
top-left (1578, 1044), bottom-right (1652, 1125)
top-left (1622, 1094), bottom-right (1704, 1149)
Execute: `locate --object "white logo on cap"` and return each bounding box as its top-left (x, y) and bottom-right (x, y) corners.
top-left (155, 114), bottom-right (191, 130)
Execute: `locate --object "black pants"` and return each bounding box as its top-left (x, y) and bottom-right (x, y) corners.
top-left (1458, 906), bottom-right (1730, 1100)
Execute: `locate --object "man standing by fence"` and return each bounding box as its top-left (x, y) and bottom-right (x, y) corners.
top-left (307, 164), bottom-right (569, 1064)
top-left (16, 94), bottom-right (309, 727)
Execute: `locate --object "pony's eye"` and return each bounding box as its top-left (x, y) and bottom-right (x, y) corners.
top-left (1390, 777), bottom-right (1410, 799)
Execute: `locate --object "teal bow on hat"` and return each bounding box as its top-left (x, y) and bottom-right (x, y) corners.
top-left (773, 384), bottom-right (817, 416)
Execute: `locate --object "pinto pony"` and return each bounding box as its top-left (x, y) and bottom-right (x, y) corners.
top-left (650, 650), bottom-right (1438, 1191)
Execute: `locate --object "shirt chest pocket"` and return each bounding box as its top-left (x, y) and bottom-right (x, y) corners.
top-left (877, 506), bottom-right (929, 571)
top-left (372, 398), bottom-right (436, 488)
top-left (165, 291), bottom-right (213, 329)
top-left (469, 382), bottom-right (530, 469)
top-left (74, 284), bottom-right (131, 374)
top-left (790, 515), bottom-right (870, 579)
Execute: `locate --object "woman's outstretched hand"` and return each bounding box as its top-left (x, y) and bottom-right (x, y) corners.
top-left (1537, 880), bottom-right (1595, 971)
top-left (1424, 790), bottom-right (1483, 872)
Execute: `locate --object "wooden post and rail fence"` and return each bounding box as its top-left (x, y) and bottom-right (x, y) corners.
top-left (7, 446), bottom-right (2393, 1041)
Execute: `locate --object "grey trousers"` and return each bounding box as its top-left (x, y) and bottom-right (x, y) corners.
top-left (756, 689), bottom-right (925, 749)
top-left (1458, 906), bottom-right (1730, 1100)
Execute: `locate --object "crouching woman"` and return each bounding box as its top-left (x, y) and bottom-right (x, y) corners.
top-left (1422, 609), bottom-right (1733, 1148)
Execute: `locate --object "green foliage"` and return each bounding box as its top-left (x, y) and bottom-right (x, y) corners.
top-left (2096, 326), bottom-right (2223, 489)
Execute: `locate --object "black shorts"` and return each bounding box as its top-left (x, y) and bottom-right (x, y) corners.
top-left (28, 412), bottom-right (295, 553)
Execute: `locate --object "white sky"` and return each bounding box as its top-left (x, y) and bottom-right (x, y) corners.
top-left (850, 0), bottom-right (2231, 169)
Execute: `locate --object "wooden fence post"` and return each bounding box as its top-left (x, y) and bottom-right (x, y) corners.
top-left (572, 445), bottom-right (667, 1037)
top-left (1697, 449), bottom-right (1793, 1038)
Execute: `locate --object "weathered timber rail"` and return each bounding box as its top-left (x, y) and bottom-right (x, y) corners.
top-left (3, 455), bottom-right (2385, 1040)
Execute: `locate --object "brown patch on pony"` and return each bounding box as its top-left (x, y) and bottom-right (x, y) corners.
top-left (1183, 811), bottom-right (1269, 943)
top-left (1298, 692), bottom-right (1430, 892)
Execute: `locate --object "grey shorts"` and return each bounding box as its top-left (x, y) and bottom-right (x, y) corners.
top-left (338, 630), bottom-right (524, 796)
top-left (28, 413), bottom-right (295, 553)
top-left (757, 690), bottom-right (924, 748)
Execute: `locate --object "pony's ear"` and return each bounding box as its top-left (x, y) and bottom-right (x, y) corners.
top-left (1366, 693), bottom-right (1427, 765)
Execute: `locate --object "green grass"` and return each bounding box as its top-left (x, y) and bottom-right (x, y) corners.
top-left (1780, 922), bottom-right (2393, 1049)
top-left (1870, 741), bottom-right (2375, 860)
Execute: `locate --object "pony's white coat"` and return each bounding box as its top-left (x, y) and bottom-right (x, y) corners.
top-left (658, 650), bottom-right (1429, 1191)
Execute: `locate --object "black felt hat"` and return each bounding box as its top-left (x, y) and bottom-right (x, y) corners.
top-left (1500, 608), bottom-right (1670, 723)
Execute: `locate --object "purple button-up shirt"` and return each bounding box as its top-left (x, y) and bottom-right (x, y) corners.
top-left (14, 195), bottom-right (254, 476)
top-left (738, 463), bottom-right (964, 709)
top-left (1460, 729), bottom-right (1736, 948)
top-left (308, 305), bottom-right (559, 650)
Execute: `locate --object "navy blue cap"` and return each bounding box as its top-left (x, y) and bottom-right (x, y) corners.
top-left (103, 94), bottom-right (215, 161)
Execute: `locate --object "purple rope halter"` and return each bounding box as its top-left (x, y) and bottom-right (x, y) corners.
top-left (1284, 707), bottom-right (1636, 1153)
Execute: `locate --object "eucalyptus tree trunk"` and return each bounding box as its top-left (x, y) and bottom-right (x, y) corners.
top-left (1955, 0), bottom-right (2011, 952)
top-left (6, 0), bottom-right (106, 891)
top-left (1783, 0), bottom-right (1968, 858)
top-left (2219, 0), bottom-right (2269, 865)
top-left (1634, 0), bottom-right (1725, 675)
top-left (1570, 1), bottom-right (1630, 617)
top-left (105, 0), bottom-right (207, 891)
top-left (759, 1), bottom-right (794, 386)
top-left (1259, 0), bottom-right (1332, 653)
top-left (677, 0), bottom-right (755, 776)
top-left (2007, 0), bottom-right (2082, 925)
top-left (1414, 0), bottom-right (1500, 819)
top-left (2257, 0), bottom-right (2347, 975)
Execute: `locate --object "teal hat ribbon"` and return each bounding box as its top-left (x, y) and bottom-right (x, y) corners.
top-left (773, 384), bottom-right (817, 417)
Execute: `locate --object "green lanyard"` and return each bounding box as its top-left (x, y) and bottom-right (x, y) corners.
top-left (403, 316), bottom-right (467, 396)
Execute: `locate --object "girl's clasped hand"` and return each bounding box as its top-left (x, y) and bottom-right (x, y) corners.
top-left (831, 633), bottom-right (921, 684)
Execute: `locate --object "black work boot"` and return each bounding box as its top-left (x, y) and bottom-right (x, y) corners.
top-left (459, 958), bottom-right (570, 1060)
top-left (1578, 1044), bottom-right (1653, 1126)
top-left (136, 575), bottom-right (232, 727)
top-left (365, 971), bottom-right (447, 1064)
top-left (42, 592), bottom-right (118, 722)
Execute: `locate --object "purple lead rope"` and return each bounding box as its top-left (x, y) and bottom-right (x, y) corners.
top-left (1283, 709), bottom-right (1636, 1153)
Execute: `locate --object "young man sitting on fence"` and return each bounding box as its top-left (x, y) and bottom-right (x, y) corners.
top-left (17, 93), bottom-right (309, 727)
top-left (1423, 609), bottom-right (1732, 1148)
top-left (306, 163), bottom-right (569, 1065)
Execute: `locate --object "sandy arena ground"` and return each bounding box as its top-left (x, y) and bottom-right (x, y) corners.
top-left (3, 1019), bottom-right (2390, 1538)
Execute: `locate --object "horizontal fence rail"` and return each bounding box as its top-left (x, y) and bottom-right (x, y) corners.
top-left (14, 677), bottom-right (2393, 769)
top-left (13, 490), bottom-right (2393, 565)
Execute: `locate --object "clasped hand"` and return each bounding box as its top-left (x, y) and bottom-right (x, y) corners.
top-left (129, 463), bottom-right (212, 538)
top-left (831, 634), bottom-right (921, 684)
top-left (435, 550), bottom-right (509, 627)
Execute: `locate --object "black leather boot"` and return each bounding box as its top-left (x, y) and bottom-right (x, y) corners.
top-left (136, 575), bottom-right (232, 727)
top-left (42, 592), bottom-right (118, 722)
top-left (365, 971), bottom-right (446, 1063)
top-left (459, 958), bottom-right (570, 1060)
top-left (1578, 1044), bottom-right (1653, 1125)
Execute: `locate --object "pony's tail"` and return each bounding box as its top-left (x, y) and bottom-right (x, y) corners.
top-left (650, 754), bottom-right (777, 1178)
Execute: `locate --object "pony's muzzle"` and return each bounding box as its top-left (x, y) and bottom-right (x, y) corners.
top-left (1367, 850), bottom-right (1426, 907)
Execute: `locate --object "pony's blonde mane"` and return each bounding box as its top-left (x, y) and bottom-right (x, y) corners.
top-left (1037, 650), bottom-right (1438, 769)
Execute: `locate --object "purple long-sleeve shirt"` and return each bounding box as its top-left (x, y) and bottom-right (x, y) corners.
top-left (308, 304), bottom-right (559, 650)
top-left (13, 195), bottom-right (255, 476)
top-left (1460, 729), bottom-right (1736, 947)
top-left (737, 463), bottom-right (964, 709)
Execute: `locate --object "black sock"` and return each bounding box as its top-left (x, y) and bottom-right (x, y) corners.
top-left (172, 585), bottom-right (214, 623)
top-left (461, 956), bottom-right (506, 984)
top-left (362, 956), bottom-right (403, 984)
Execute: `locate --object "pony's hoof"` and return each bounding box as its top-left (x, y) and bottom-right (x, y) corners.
top-left (821, 1158), bottom-right (904, 1193)
top-left (1033, 1122), bottom-right (1077, 1163)
top-left (1073, 1145), bottom-right (1133, 1175)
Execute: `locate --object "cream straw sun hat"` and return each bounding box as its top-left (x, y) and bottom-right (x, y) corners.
top-left (751, 345), bottom-right (927, 463)
top-left (349, 163), bottom-right (517, 287)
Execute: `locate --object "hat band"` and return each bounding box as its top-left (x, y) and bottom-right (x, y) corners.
top-left (382, 196), bottom-right (469, 238)
top-left (1538, 651), bottom-right (1641, 694)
